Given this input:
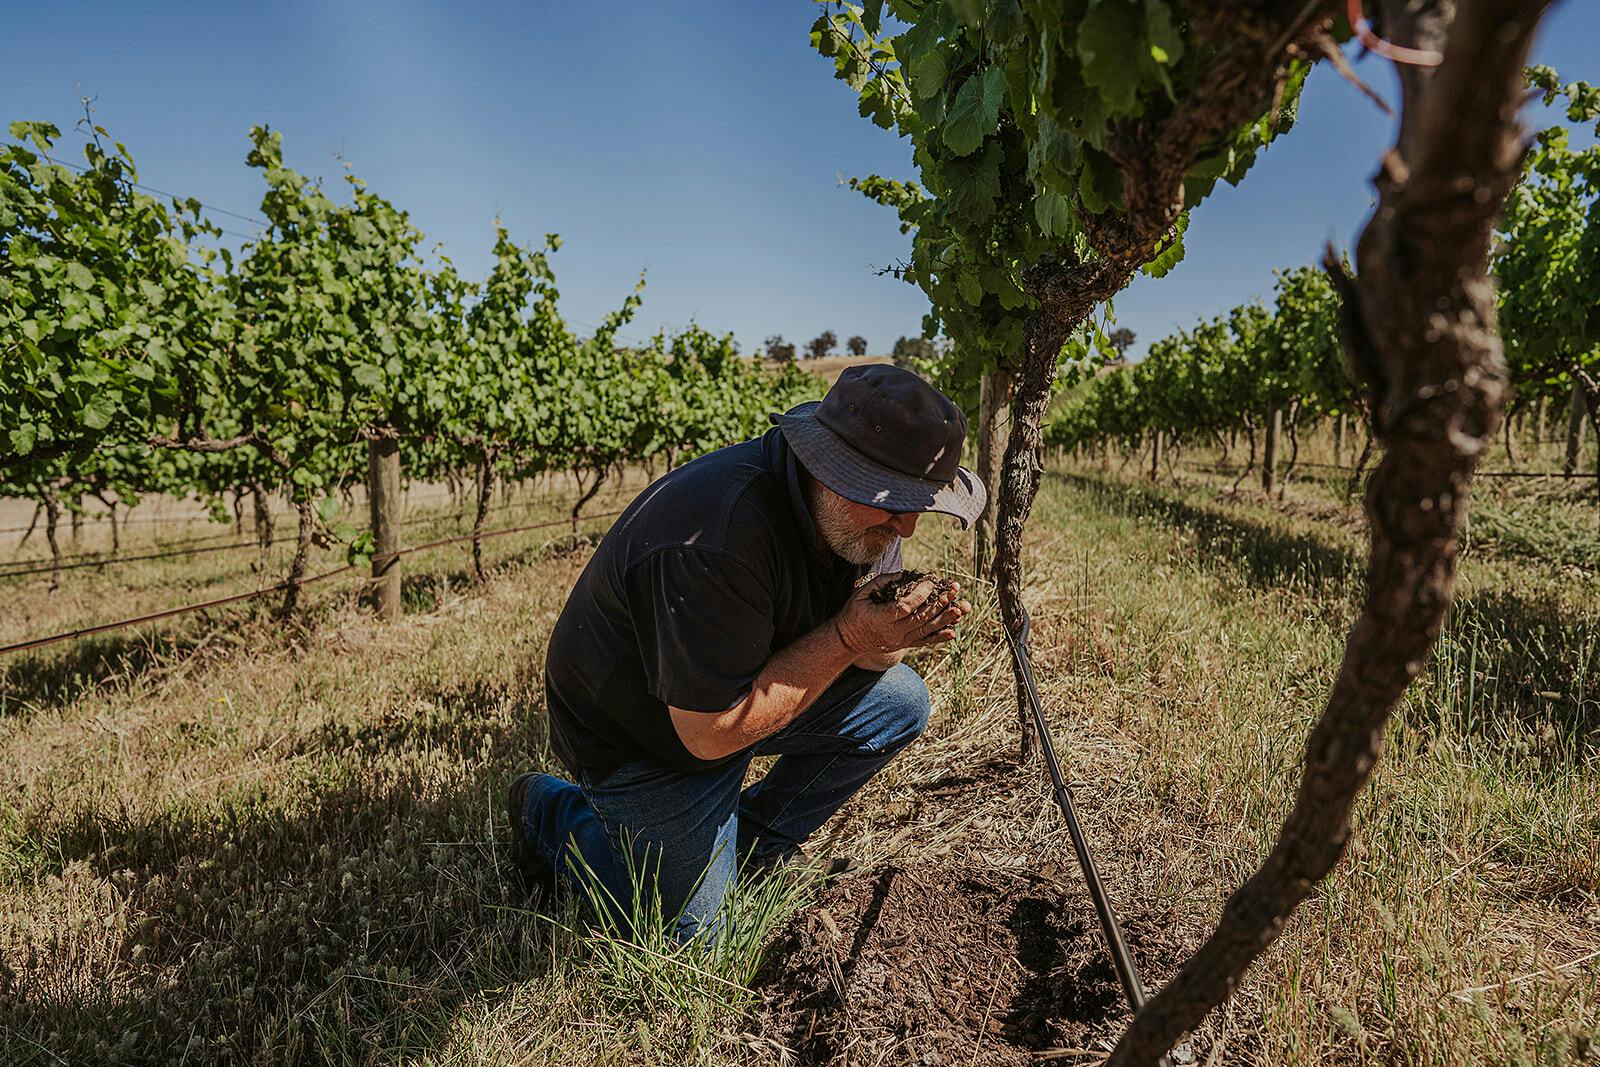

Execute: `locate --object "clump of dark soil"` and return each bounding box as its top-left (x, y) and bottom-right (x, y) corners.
top-left (753, 863), bottom-right (1160, 1066)
top-left (870, 569), bottom-right (958, 606)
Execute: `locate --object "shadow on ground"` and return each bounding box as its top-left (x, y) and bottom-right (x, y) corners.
top-left (1055, 472), bottom-right (1600, 752)
top-left (1, 630), bottom-right (203, 715)
top-left (0, 533), bottom-right (587, 717)
top-left (0, 668), bottom-right (561, 1065)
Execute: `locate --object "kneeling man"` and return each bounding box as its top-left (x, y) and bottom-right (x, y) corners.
top-left (508, 365), bottom-right (982, 941)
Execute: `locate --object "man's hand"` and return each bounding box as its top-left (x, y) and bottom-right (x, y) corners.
top-left (834, 571), bottom-right (971, 657)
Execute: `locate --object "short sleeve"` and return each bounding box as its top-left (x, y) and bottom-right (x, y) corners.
top-left (627, 548), bottom-right (777, 713)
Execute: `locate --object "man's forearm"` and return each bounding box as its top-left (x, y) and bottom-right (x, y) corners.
top-left (852, 649), bottom-right (906, 672)
top-left (670, 619), bottom-right (858, 761)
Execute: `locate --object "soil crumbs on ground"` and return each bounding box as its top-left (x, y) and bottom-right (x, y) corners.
top-left (753, 862), bottom-right (1155, 1066)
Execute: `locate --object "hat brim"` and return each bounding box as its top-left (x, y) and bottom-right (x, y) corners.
top-left (770, 402), bottom-right (987, 530)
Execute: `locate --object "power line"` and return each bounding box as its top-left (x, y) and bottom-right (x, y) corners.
top-left (38, 140), bottom-right (270, 228)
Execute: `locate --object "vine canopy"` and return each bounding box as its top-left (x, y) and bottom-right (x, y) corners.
top-left (813, 0), bottom-right (1312, 369)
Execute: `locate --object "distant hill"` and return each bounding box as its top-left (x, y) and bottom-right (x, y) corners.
top-left (789, 354), bottom-right (893, 387)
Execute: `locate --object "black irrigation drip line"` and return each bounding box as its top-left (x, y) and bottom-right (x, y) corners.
top-left (0, 509), bottom-right (627, 657)
top-left (1002, 606), bottom-right (1169, 1067)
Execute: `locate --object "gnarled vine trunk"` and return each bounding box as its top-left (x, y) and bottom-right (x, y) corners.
top-left (993, 1), bottom-right (1337, 761)
top-left (472, 450), bottom-right (496, 582)
top-left (571, 465), bottom-right (606, 537)
top-left (1279, 399), bottom-right (1301, 497)
top-left (278, 499), bottom-right (317, 619)
top-left (251, 481), bottom-right (274, 573)
top-left (1109, 2), bottom-right (1549, 1062)
top-left (41, 489), bottom-right (62, 593)
top-left (16, 502), bottom-right (41, 550)
top-left (93, 491), bottom-right (119, 556)
top-left (1571, 367), bottom-right (1600, 501)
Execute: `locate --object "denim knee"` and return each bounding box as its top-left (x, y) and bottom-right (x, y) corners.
top-left (870, 663), bottom-right (931, 753)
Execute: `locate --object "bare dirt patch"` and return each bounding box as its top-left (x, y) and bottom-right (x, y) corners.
top-left (753, 862), bottom-right (1186, 1065)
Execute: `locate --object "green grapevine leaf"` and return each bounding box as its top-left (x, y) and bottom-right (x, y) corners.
top-left (912, 49), bottom-right (948, 101)
top-left (1077, 1), bottom-right (1147, 114)
top-left (943, 67), bottom-right (1005, 156)
top-left (950, 0), bottom-right (985, 29)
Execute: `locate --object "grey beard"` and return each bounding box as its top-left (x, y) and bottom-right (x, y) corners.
top-left (810, 490), bottom-right (888, 566)
top-left (826, 532), bottom-right (883, 566)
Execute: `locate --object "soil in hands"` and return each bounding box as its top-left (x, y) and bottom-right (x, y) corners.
top-left (869, 569), bottom-right (957, 606)
top-left (753, 862), bottom-right (1173, 1066)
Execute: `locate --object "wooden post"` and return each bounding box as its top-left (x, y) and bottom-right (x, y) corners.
top-left (1148, 430), bottom-right (1162, 482)
top-left (368, 437), bottom-right (402, 622)
top-left (1262, 400), bottom-right (1281, 493)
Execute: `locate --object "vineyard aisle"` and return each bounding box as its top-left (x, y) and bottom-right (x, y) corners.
top-left (1, 468), bottom-right (1593, 1064)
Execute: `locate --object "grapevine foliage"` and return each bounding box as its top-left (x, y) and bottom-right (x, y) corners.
top-left (1046, 264), bottom-right (1349, 450)
top-left (812, 0), bottom-right (1311, 380)
top-left (1496, 68), bottom-right (1600, 406)
top-left (0, 121), bottom-right (824, 586)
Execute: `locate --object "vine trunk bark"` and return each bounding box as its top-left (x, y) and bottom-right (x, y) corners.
top-left (1231, 418), bottom-right (1259, 495)
top-left (571, 465), bottom-right (606, 537)
top-left (279, 500), bottom-right (317, 619)
top-left (1279, 401), bottom-right (1301, 497)
top-left (995, 301), bottom-right (1083, 762)
top-left (17, 502), bottom-right (40, 550)
top-left (94, 493), bottom-right (120, 556)
top-left (992, 0), bottom-right (1338, 764)
top-left (1110, 2), bottom-right (1549, 1061)
top-left (42, 490), bottom-right (61, 593)
top-left (252, 482), bottom-right (274, 573)
top-left (473, 451), bottom-right (496, 582)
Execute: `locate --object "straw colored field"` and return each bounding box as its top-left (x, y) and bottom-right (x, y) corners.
top-left (1, 457), bottom-right (1595, 1065)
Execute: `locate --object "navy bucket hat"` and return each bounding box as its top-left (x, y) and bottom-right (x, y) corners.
top-left (769, 364), bottom-right (987, 529)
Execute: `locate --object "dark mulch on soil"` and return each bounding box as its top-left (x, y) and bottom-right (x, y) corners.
top-left (752, 862), bottom-right (1182, 1066)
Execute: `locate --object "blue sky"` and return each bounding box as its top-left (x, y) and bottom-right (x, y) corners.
top-left (6, 2), bottom-right (1596, 360)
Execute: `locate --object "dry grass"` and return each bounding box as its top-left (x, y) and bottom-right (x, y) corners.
top-left (1, 452), bottom-right (1597, 1064)
top-left (785, 354), bottom-right (892, 387)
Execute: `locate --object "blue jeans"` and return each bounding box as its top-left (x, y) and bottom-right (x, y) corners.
top-left (520, 663), bottom-right (930, 942)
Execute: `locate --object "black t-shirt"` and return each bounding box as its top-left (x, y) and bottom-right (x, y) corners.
top-left (544, 427), bottom-right (902, 778)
